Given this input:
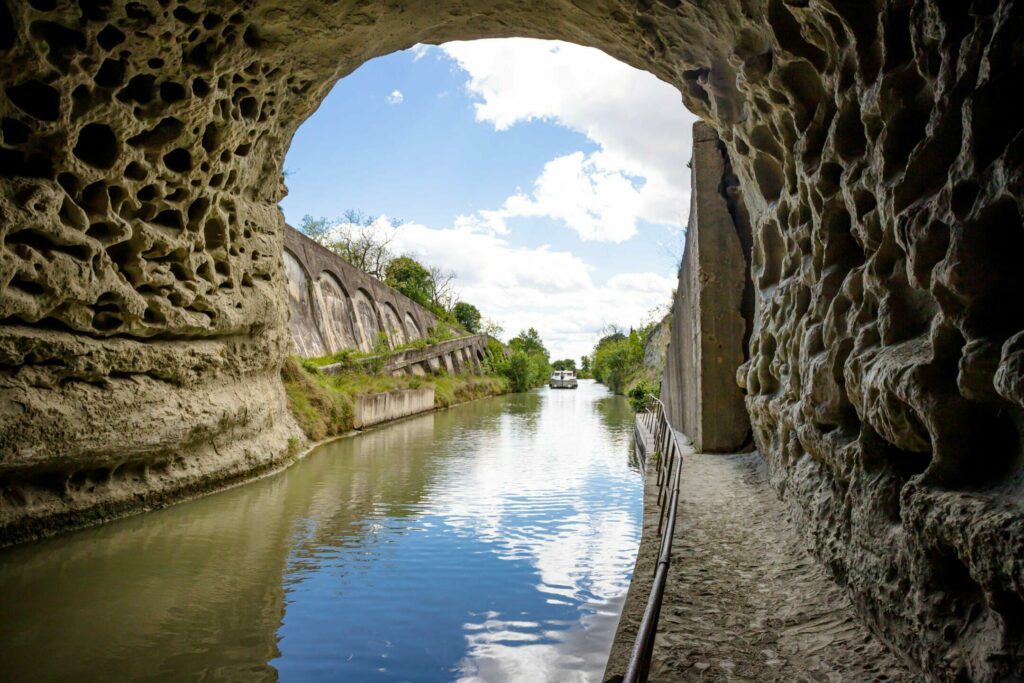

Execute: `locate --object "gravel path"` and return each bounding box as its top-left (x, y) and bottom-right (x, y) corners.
top-left (606, 424), bottom-right (917, 682)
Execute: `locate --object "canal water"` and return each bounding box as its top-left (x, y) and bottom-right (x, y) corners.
top-left (0, 380), bottom-right (643, 682)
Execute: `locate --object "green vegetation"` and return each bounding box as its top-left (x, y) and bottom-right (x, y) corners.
top-left (491, 327), bottom-right (553, 392)
top-left (584, 316), bottom-right (667, 410)
top-left (385, 255), bottom-right (434, 308)
top-left (281, 356), bottom-right (510, 442)
top-left (551, 358), bottom-right (576, 371)
top-left (452, 302), bottom-right (482, 333)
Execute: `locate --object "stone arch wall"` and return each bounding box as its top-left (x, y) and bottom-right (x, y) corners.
top-left (1, 3), bottom-right (1022, 676)
top-left (282, 248), bottom-right (324, 357)
top-left (312, 271), bottom-right (356, 354)
top-left (351, 288), bottom-right (380, 353)
top-left (379, 302), bottom-right (405, 348)
top-left (281, 226), bottom-right (438, 357)
top-left (403, 312), bottom-right (422, 341)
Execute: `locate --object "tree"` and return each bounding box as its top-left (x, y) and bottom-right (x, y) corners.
top-left (590, 325), bottom-right (648, 394)
top-left (508, 328), bottom-right (548, 357)
top-left (452, 302), bottom-right (481, 333)
top-left (481, 318), bottom-right (504, 339)
top-left (385, 255), bottom-right (433, 307)
top-left (580, 356), bottom-right (591, 373)
top-left (299, 211), bottom-right (400, 279)
top-left (494, 328), bottom-right (552, 391)
top-left (552, 358), bottom-right (576, 371)
top-left (428, 265), bottom-right (457, 311)
top-left (497, 351), bottom-right (534, 392)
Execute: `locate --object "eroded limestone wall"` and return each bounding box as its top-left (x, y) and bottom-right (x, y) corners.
top-left (1, 2), bottom-right (1022, 678)
top-left (282, 226), bottom-right (437, 358)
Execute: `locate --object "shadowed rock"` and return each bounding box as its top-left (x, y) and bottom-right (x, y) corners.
top-left (1, 2), bottom-right (1022, 679)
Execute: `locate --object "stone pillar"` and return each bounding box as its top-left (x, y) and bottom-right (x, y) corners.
top-left (662, 122), bottom-right (753, 452)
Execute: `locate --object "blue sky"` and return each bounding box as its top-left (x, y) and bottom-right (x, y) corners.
top-left (280, 40), bottom-right (698, 360)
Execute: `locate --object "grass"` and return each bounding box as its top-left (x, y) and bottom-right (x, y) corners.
top-left (281, 356), bottom-right (510, 441)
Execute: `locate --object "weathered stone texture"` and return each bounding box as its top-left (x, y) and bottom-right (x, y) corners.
top-left (283, 226), bottom-right (438, 357)
top-left (0, 1), bottom-right (1022, 678)
top-left (662, 121), bottom-right (753, 452)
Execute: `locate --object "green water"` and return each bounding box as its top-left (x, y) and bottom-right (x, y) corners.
top-left (0, 380), bottom-right (643, 682)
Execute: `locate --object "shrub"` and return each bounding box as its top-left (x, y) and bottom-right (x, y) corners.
top-left (628, 380), bottom-right (659, 412)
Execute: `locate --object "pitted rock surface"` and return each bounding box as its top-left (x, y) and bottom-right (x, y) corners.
top-left (1, 2), bottom-right (1022, 679)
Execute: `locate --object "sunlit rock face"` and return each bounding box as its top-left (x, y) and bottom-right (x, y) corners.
top-left (0, 1), bottom-right (1021, 677)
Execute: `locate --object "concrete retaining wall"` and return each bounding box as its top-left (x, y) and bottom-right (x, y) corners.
top-left (661, 122), bottom-right (753, 453)
top-left (283, 227), bottom-right (440, 357)
top-left (320, 334), bottom-right (494, 379)
top-left (352, 388), bottom-right (436, 429)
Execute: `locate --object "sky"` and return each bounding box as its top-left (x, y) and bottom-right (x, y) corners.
top-left (279, 39), bottom-right (699, 361)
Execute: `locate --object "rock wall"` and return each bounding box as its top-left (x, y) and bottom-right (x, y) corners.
top-left (662, 121), bottom-right (753, 452)
top-left (283, 226), bottom-right (438, 358)
top-left (1, 2), bottom-right (1022, 677)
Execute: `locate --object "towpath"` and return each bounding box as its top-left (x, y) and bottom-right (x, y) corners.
top-left (606, 429), bottom-right (915, 682)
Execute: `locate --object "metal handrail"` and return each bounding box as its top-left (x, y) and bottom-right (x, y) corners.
top-left (622, 396), bottom-right (684, 683)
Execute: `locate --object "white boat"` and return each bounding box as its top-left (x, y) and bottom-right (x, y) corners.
top-left (549, 370), bottom-right (578, 389)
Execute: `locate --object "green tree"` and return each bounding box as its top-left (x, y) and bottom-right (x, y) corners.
top-left (508, 327), bottom-right (548, 357)
top-left (452, 302), bottom-right (482, 333)
top-left (385, 255), bottom-right (433, 307)
top-left (496, 351), bottom-right (534, 392)
top-left (494, 328), bottom-right (551, 391)
top-left (590, 326), bottom-right (650, 395)
top-left (552, 358), bottom-right (577, 371)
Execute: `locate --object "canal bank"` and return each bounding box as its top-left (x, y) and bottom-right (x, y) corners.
top-left (605, 415), bottom-right (915, 681)
top-left (1, 381), bottom-right (643, 682)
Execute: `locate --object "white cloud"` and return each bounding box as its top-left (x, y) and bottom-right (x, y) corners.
top-left (385, 89), bottom-right (404, 105)
top-left (437, 39), bottom-right (698, 241)
top-left (386, 218), bottom-right (675, 360)
top-left (410, 44), bottom-right (431, 62)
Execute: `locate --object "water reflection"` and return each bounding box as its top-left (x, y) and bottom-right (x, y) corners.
top-left (0, 380), bottom-right (641, 682)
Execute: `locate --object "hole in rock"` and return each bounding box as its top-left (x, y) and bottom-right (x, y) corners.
top-left (8, 275), bottom-right (45, 296)
top-left (119, 74), bottom-right (156, 104)
top-left (162, 148), bottom-right (192, 173)
top-left (96, 24), bottom-right (124, 50)
top-left (153, 209), bottom-right (184, 231)
top-left (1, 117), bottom-right (30, 145)
top-left (0, 1), bottom-right (14, 51)
top-left (0, 148), bottom-right (53, 178)
top-left (5, 228), bottom-right (90, 261)
top-left (94, 59), bottom-right (125, 88)
top-left (5, 80), bottom-right (60, 120)
top-left (30, 20), bottom-right (86, 69)
top-left (124, 161), bottom-right (147, 181)
top-left (127, 117), bottom-right (183, 148)
top-left (160, 81), bottom-right (187, 103)
top-left (86, 221), bottom-right (120, 244)
top-left (73, 123), bottom-right (118, 169)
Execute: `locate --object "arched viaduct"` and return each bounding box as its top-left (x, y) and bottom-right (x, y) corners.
top-left (282, 225), bottom-right (437, 357)
top-left (0, 1), bottom-right (1022, 678)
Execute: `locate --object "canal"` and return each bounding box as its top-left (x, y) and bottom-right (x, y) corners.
top-left (0, 380), bottom-right (643, 682)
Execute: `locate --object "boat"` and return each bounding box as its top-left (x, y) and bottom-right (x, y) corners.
top-left (549, 370), bottom-right (578, 389)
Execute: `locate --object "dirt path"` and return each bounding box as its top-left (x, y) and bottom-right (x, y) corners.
top-left (606, 425), bottom-right (916, 682)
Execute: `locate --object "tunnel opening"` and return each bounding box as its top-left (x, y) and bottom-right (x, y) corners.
top-left (1, 2), bottom-right (1023, 680)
